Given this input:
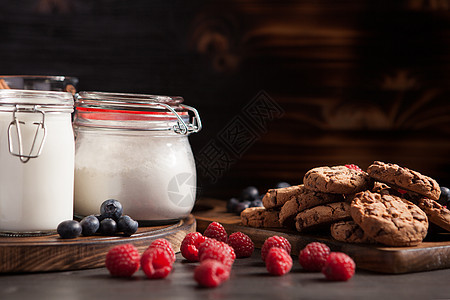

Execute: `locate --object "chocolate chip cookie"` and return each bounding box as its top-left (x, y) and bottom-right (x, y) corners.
top-left (330, 220), bottom-right (375, 244)
top-left (262, 185), bottom-right (304, 209)
top-left (295, 202), bottom-right (351, 232)
top-left (303, 166), bottom-right (372, 194)
top-left (279, 187), bottom-right (344, 228)
top-left (240, 207), bottom-right (281, 228)
top-left (367, 161), bottom-right (441, 201)
top-left (415, 197), bottom-right (450, 232)
top-left (350, 190), bottom-right (428, 246)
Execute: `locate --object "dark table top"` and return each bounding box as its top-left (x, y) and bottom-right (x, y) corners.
top-left (1, 250), bottom-right (450, 300)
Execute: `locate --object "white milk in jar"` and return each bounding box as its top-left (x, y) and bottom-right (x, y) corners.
top-left (0, 90), bottom-right (74, 235)
top-left (73, 92), bottom-right (202, 225)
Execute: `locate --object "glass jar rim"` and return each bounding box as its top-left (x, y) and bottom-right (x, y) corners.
top-left (76, 91), bottom-right (184, 109)
top-left (0, 75), bottom-right (78, 94)
top-left (0, 75), bottom-right (78, 82)
top-left (74, 91), bottom-right (202, 135)
top-left (0, 89), bottom-right (74, 112)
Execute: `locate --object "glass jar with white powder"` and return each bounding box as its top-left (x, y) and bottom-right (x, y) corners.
top-left (0, 90), bottom-right (75, 236)
top-left (73, 92), bottom-right (202, 225)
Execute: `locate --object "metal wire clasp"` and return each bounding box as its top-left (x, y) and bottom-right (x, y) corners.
top-left (7, 105), bottom-right (47, 163)
top-left (156, 103), bottom-right (202, 135)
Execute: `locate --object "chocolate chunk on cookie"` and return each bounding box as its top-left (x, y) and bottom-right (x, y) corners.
top-left (279, 187), bottom-right (344, 228)
top-left (345, 181), bottom-right (392, 203)
top-left (350, 190), bottom-right (428, 246)
top-left (240, 207), bottom-right (281, 228)
top-left (372, 181), bottom-right (394, 195)
top-left (295, 202), bottom-right (351, 232)
top-left (330, 220), bottom-right (376, 244)
top-left (367, 161), bottom-right (441, 201)
top-left (262, 185), bottom-right (304, 209)
top-left (415, 197), bottom-right (450, 232)
top-left (304, 166), bottom-right (372, 194)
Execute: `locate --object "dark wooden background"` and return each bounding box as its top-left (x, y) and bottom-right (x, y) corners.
top-left (0, 0), bottom-right (449, 199)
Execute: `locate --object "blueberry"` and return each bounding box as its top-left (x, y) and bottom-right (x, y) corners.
top-left (94, 214), bottom-right (105, 222)
top-left (99, 218), bottom-right (117, 235)
top-left (275, 182), bottom-right (291, 189)
top-left (240, 186), bottom-right (259, 201)
top-left (226, 197), bottom-right (240, 213)
top-left (250, 199), bottom-right (263, 208)
top-left (235, 200), bottom-right (251, 214)
top-left (439, 186), bottom-right (450, 206)
top-left (80, 215), bottom-right (100, 236)
top-left (117, 215), bottom-right (139, 236)
top-left (57, 220), bottom-right (82, 239)
top-left (100, 199), bottom-right (123, 220)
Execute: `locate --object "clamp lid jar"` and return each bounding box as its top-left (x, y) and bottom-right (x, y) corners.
top-left (0, 89), bottom-right (75, 235)
top-left (73, 92), bottom-right (202, 225)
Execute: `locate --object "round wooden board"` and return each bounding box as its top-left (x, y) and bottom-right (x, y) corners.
top-left (0, 214), bottom-right (196, 273)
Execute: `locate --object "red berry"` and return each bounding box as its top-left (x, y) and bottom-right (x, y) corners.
top-left (147, 238), bottom-right (176, 263)
top-left (180, 232), bottom-right (208, 262)
top-left (228, 232), bottom-right (254, 258)
top-left (397, 189), bottom-right (408, 194)
top-left (261, 235), bottom-right (291, 262)
top-left (141, 247), bottom-right (173, 279)
top-left (105, 244), bottom-right (140, 277)
top-left (345, 164), bottom-right (362, 172)
top-left (265, 247), bottom-right (293, 276)
top-left (203, 222), bottom-right (228, 243)
top-left (298, 242), bottom-right (331, 272)
top-left (198, 238), bottom-right (235, 268)
top-left (194, 259), bottom-right (230, 288)
top-left (322, 252), bottom-right (356, 281)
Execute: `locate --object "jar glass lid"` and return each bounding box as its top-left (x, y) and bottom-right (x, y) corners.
top-left (0, 75), bottom-right (78, 94)
top-left (76, 91), bottom-right (184, 112)
top-left (0, 89), bottom-right (74, 112)
top-left (74, 91), bottom-right (202, 135)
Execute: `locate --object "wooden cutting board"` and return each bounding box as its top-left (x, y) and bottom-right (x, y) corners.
top-left (0, 214), bottom-right (195, 273)
top-left (194, 199), bottom-right (450, 274)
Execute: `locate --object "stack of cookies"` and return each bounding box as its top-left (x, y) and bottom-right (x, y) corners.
top-left (240, 186), bottom-right (300, 228)
top-left (240, 165), bottom-right (371, 231)
top-left (240, 161), bottom-right (450, 247)
top-left (342, 161), bottom-right (445, 247)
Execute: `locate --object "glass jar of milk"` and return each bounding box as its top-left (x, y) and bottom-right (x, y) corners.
top-left (0, 90), bottom-right (74, 236)
top-left (73, 92), bottom-right (202, 225)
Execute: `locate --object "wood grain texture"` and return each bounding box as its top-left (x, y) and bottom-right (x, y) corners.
top-left (194, 198), bottom-right (450, 274)
top-left (0, 0), bottom-right (449, 198)
top-left (188, 0), bottom-right (450, 198)
top-left (0, 215), bottom-right (195, 273)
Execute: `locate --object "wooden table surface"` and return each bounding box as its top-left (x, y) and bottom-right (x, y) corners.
top-left (2, 201), bottom-right (450, 299)
top-left (1, 250), bottom-right (450, 300)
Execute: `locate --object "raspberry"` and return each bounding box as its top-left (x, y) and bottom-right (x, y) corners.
top-left (147, 238), bottom-right (176, 263)
top-left (322, 252), bottom-right (356, 281)
top-left (194, 259), bottom-right (230, 288)
top-left (105, 244), bottom-right (140, 277)
top-left (265, 247), bottom-right (293, 276)
top-left (345, 164), bottom-right (362, 172)
top-left (261, 235), bottom-right (291, 262)
top-left (141, 247), bottom-right (173, 279)
top-left (397, 189), bottom-right (408, 194)
top-left (198, 238), bottom-right (235, 268)
top-left (180, 232), bottom-right (208, 261)
top-left (228, 232), bottom-right (254, 258)
top-left (298, 242), bottom-right (331, 272)
top-left (203, 222), bottom-right (228, 243)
